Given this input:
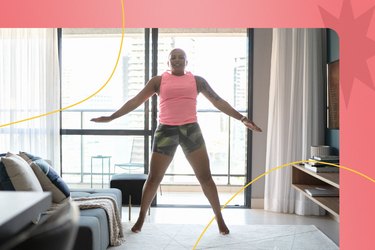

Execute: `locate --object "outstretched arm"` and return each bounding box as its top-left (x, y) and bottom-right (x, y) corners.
top-left (196, 76), bottom-right (262, 132)
top-left (91, 76), bottom-right (161, 123)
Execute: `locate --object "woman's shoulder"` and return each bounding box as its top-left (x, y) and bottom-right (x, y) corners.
top-left (151, 75), bottom-right (162, 81)
top-left (193, 74), bottom-right (203, 80)
top-left (193, 75), bottom-right (207, 85)
top-left (149, 75), bottom-right (162, 93)
top-left (146, 75), bottom-right (161, 85)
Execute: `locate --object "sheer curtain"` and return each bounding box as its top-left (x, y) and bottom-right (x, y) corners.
top-left (264, 29), bottom-right (326, 215)
top-left (0, 28), bottom-right (60, 170)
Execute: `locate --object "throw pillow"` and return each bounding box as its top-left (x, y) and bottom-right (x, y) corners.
top-left (1, 152), bottom-right (43, 191)
top-left (19, 152), bottom-right (70, 203)
top-left (0, 155), bottom-right (16, 190)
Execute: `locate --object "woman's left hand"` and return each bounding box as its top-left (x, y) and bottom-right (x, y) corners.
top-left (241, 118), bottom-right (262, 132)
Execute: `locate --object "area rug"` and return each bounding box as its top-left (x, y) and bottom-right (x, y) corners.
top-left (108, 223), bottom-right (338, 250)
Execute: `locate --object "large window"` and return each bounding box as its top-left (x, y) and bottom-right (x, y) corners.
top-left (61, 28), bottom-right (149, 188)
top-left (61, 28), bottom-right (147, 130)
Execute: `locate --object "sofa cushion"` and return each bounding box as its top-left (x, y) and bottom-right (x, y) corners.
top-left (74, 216), bottom-right (101, 250)
top-left (1, 152), bottom-right (43, 191)
top-left (19, 152), bottom-right (70, 203)
top-left (80, 208), bottom-right (109, 250)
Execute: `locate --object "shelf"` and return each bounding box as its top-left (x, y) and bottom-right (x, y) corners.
top-left (292, 164), bottom-right (340, 222)
top-left (293, 164), bottom-right (339, 188)
top-left (292, 184), bottom-right (339, 219)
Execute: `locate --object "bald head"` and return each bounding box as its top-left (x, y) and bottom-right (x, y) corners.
top-left (169, 48), bottom-right (187, 59)
top-left (168, 48), bottom-right (188, 76)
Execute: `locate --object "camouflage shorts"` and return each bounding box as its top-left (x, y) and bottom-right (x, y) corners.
top-left (152, 122), bottom-right (205, 157)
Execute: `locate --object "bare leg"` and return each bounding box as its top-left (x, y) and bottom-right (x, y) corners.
top-left (131, 152), bottom-right (173, 233)
top-left (185, 146), bottom-right (230, 235)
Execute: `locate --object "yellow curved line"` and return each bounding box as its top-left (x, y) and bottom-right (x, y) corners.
top-left (192, 160), bottom-right (375, 249)
top-left (0, 0), bottom-right (125, 128)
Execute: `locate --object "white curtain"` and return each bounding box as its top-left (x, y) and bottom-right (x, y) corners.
top-left (0, 28), bottom-right (60, 170)
top-left (264, 29), bottom-right (326, 215)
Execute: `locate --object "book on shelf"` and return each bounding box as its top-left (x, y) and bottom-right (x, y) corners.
top-left (312, 155), bottom-right (339, 162)
top-left (307, 160), bottom-right (328, 166)
top-left (305, 186), bottom-right (339, 197)
top-left (304, 163), bottom-right (339, 173)
top-left (307, 157), bottom-right (339, 166)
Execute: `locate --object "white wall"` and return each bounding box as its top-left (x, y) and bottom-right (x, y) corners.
top-left (251, 29), bottom-right (273, 208)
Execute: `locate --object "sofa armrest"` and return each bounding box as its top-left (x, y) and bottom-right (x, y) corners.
top-left (70, 188), bottom-right (122, 217)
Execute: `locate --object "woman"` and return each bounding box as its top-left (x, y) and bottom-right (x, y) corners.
top-left (91, 48), bottom-right (262, 234)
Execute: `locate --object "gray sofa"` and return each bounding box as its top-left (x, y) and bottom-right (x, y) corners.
top-left (0, 152), bottom-right (123, 250)
top-left (70, 188), bottom-right (122, 250)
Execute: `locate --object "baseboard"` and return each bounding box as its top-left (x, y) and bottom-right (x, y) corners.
top-left (251, 198), bottom-right (264, 209)
top-left (159, 184), bottom-right (243, 192)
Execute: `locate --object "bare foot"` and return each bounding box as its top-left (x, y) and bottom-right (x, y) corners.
top-left (131, 217), bottom-right (144, 233)
top-left (217, 220), bottom-right (230, 235)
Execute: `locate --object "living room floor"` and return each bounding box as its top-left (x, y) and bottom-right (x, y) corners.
top-left (121, 206), bottom-right (339, 246)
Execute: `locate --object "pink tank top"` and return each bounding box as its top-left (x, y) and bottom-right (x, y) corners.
top-left (159, 71), bottom-right (198, 125)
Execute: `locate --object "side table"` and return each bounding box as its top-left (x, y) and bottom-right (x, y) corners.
top-left (90, 155), bottom-right (111, 188)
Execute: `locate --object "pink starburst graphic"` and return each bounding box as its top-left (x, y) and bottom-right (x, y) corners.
top-left (319, 0), bottom-right (375, 106)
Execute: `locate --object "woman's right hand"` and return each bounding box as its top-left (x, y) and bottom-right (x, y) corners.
top-left (90, 116), bottom-right (113, 123)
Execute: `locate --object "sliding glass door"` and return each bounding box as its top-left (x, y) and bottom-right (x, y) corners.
top-left (156, 29), bottom-right (248, 206)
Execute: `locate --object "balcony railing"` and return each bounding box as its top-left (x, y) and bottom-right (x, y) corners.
top-left (60, 109), bottom-right (247, 187)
